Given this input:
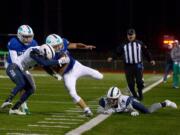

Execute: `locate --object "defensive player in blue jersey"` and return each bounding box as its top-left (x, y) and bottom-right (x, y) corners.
top-left (98, 86), bottom-right (177, 116)
top-left (41, 34), bottom-right (103, 117)
top-left (1, 25), bottom-right (38, 114)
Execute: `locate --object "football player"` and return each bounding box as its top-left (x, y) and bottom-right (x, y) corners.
top-left (1, 25), bottom-right (38, 114)
top-left (1, 43), bottom-right (59, 115)
top-left (98, 86), bottom-right (177, 116)
top-left (42, 34), bottom-right (104, 117)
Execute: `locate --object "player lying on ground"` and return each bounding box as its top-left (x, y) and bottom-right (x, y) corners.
top-left (1, 44), bottom-right (59, 115)
top-left (97, 86), bottom-right (177, 116)
top-left (41, 34), bottom-right (103, 117)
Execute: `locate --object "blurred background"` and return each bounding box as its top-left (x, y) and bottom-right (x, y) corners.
top-left (0, 0), bottom-right (180, 71)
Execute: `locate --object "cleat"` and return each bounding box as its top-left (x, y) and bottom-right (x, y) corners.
top-left (1, 102), bottom-right (13, 109)
top-left (9, 109), bottom-right (26, 115)
top-left (173, 86), bottom-right (179, 89)
top-left (22, 108), bottom-right (31, 115)
top-left (84, 109), bottom-right (93, 117)
top-left (165, 100), bottom-right (177, 109)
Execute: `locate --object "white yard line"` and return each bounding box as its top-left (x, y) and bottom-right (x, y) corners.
top-left (28, 124), bottom-right (70, 128)
top-left (65, 75), bottom-right (166, 135)
top-left (37, 121), bottom-right (78, 125)
top-left (45, 118), bottom-right (84, 122)
top-left (65, 110), bottom-right (83, 113)
top-left (7, 133), bottom-right (48, 135)
top-left (51, 115), bottom-right (87, 118)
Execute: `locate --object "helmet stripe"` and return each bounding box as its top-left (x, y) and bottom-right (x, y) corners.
top-left (116, 90), bottom-right (119, 96)
top-left (52, 34), bottom-right (58, 39)
top-left (110, 87), bottom-right (115, 97)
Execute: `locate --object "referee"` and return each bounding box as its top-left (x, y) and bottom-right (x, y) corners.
top-left (108, 28), bottom-right (155, 100)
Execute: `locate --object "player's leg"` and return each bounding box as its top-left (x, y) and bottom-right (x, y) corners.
top-left (10, 72), bottom-right (35, 115)
top-left (148, 100), bottom-right (177, 113)
top-left (74, 61), bottom-right (103, 80)
top-left (135, 64), bottom-right (144, 100)
top-left (20, 71), bottom-right (36, 114)
top-left (131, 99), bottom-right (149, 113)
top-left (1, 64), bottom-right (26, 109)
top-left (63, 72), bottom-right (93, 117)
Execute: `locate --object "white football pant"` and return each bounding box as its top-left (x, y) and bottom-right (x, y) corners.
top-left (63, 61), bottom-right (103, 103)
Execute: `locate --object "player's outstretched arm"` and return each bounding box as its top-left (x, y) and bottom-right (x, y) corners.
top-left (68, 42), bottom-right (96, 50)
top-left (30, 49), bottom-right (59, 67)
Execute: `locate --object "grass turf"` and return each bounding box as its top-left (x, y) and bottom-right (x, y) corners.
top-left (0, 70), bottom-right (179, 135)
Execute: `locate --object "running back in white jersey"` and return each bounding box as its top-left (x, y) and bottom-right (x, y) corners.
top-left (18, 46), bottom-right (40, 71)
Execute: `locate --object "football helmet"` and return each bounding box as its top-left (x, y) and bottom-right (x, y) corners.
top-left (107, 86), bottom-right (121, 99)
top-left (46, 34), bottom-right (63, 52)
top-left (39, 44), bottom-right (55, 59)
top-left (107, 86), bottom-right (121, 107)
top-left (17, 25), bottom-right (34, 45)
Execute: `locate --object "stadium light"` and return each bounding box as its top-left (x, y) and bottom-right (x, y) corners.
top-left (163, 35), bottom-right (175, 49)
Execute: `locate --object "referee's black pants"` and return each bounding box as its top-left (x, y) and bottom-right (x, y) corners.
top-left (124, 63), bottom-right (144, 100)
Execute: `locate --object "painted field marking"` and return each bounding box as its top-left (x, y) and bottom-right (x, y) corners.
top-left (7, 133), bottom-right (48, 135)
top-left (65, 110), bottom-right (83, 113)
top-left (51, 115), bottom-right (87, 118)
top-left (65, 75), bottom-right (165, 135)
top-left (28, 124), bottom-right (70, 128)
top-left (45, 118), bottom-right (84, 122)
top-left (37, 121), bottom-right (78, 125)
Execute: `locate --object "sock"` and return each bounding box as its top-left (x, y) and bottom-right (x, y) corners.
top-left (84, 107), bottom-right (90, 112)
top-left (160, 102), bottom-right (166, 107)
top-left (5, 94), bottom-right (14, 102)
top-left (21, 102), bottom-right (28, 109)
top-left (12, 101), bottom-right (22, 110)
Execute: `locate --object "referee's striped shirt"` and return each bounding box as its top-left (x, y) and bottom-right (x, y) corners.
top-left (114, 40), bottom-right (152, 64)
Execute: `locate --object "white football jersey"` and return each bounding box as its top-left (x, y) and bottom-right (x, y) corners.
top-left (98, 95), bottom-right (132, 114)
top-left (17, 46), bottom-right (40, 71)
top-left (116, 95), bottom-right (130, 112)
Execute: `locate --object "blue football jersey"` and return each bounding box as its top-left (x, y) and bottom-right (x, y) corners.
top-left (7, 37), bottom-right (38, 64)
top-left (54, 38), bottom-right (75, 74)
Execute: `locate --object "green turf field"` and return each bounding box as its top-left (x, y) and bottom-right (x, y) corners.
top-left (0, 70), bottom-right (179, 135)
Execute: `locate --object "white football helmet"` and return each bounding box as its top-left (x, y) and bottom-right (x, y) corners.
top-left (46, 34), bottom-right (63, 51)
top-left (107, 86), bottom-right (121, 99)
top-left (17, 25), bottom-right (34, 45)
top-left (40, 44), bottom-right (55, 59)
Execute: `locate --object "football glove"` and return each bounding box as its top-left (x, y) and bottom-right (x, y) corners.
top-left (58, 56), bottom-right (70, 66)
top-left (131, 111), bottom-right (139, 116)
top-left (53, 74), bottom-right (62, 81)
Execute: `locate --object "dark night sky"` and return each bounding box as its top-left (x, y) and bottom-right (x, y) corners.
top-left (0, 0), bottom-right (180, 52)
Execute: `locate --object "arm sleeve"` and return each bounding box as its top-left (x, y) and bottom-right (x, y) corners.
top-left (9, 50), bottom-right (19, 63)
top-left (8, 39), bottom-right (20, 64)
top-left (30, 50), bottom-right (59, 67)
